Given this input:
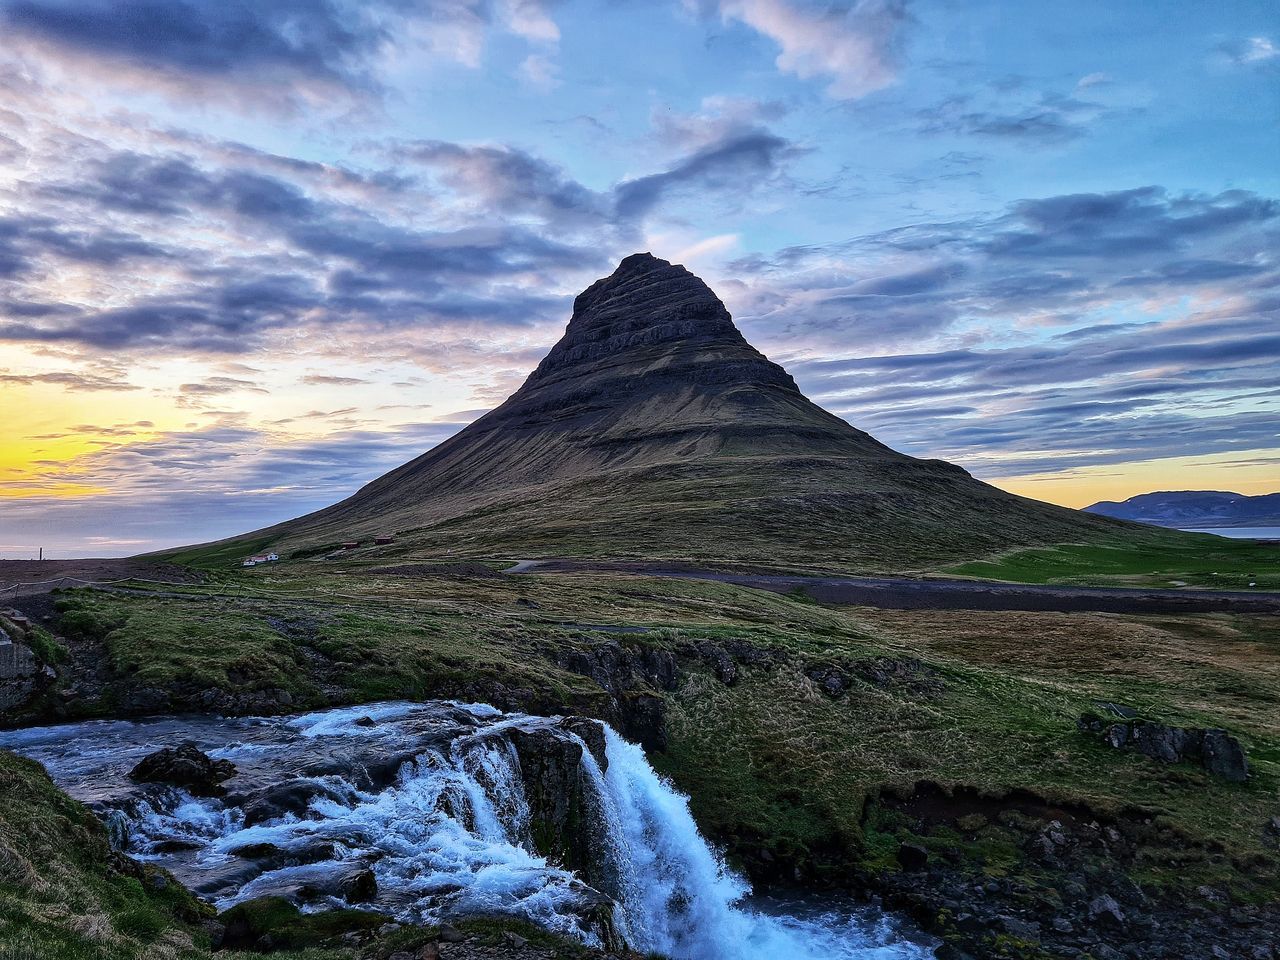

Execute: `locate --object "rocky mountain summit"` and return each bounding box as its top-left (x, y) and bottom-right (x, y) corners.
top-left (202, 253), bottom-right (1162, 570)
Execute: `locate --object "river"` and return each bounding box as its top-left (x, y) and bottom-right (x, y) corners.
top-left (0, 701), bottom-right (934, 960)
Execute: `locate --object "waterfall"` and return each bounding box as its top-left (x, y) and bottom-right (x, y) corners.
top-left (0, 702), bottom-right (932, 959)
top-left (582, 728), bottom-right (922, 960)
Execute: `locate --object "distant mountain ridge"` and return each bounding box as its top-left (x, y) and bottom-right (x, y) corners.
top-left (1085, 491), bottom-right (1280, 528)
top-left (179, 253), bottom-right (1181, 571)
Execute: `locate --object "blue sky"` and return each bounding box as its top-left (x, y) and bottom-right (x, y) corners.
top-left (0, 0), bottom-right (1277, 556)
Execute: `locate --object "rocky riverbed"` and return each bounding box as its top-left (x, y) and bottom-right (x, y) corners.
top-left (0, 701), bottom-right (935, 960)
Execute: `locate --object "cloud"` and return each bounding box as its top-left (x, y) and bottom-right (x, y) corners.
top-left (0, 370), bottom-right (140, 391)
top-left (651, 95), bottom-right (789, 152)
top-left (917, 88), bottom-right (1128, 147)
top-left (0, 418), bottom-right (464, 555)
top-left (0, 0), bottom-right (566, 113)
top-left (614, 130), bottom-right (797, 218)
top-left (518, 52), bottom-right (560, 92)
top-left (395, 140), bottom-right (608, 227)
top-left (0, 213), bottom-right (171, 279)
top-left (716, 183), bottom-right (1279, 476)
top-left (0, 0), bottom-right (398, 111)
top-left (300, 374), bottom-right (370, 386)
top-left (1218, 36), bottom-right (1278, 66)
top-left (712, 0), bottom-right (910, 100)
top-left (178, 376), bottom-right (268, 395)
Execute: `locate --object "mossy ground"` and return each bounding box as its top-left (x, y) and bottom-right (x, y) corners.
top-left (2, 559), bottom-right (1278, 956)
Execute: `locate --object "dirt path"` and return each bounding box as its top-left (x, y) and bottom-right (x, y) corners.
top-left (508, 560), bottom-right (1280, 615)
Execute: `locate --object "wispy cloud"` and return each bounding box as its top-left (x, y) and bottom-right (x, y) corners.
top-left (707, 0), bottom-right (910, 100)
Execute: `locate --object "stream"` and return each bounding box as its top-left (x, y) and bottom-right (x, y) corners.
top-left (0, 701), bottom-right (935, 959)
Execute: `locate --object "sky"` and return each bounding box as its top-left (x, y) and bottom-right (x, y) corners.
top-left (0, 0), bottom-right (1277, 558)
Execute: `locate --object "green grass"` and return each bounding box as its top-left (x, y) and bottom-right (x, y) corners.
top-left (0, 748), bottom-right (216, 960)
top-left (947, 537), bottom-right (1280, 589)
top-left (157, 534), bottom-right (279, 570)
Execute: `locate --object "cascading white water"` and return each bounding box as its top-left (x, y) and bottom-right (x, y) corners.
top-left (0, 702), bottom-right (933, 959)
top-left (579, 728), bottom-right (921, 960)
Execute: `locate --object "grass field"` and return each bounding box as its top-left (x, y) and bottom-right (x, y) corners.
top-left (947, 536), bottom-right (1280, 590)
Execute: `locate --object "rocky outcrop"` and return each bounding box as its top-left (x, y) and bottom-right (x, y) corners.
top-left (508, 719), bottom-right (613, 895)
top-left (0, 609), bottom-right (56, 713)
top-left (129, 741), bottom-right (237, 795)
top-left (1078, 712), bottom-right (1250, 781)
top-left (869, 781), bottom-right (1280, 960)
top-left (806, 655), bottom-right (943, 699)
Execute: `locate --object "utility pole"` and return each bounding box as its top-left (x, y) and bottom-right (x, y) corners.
top-left (38, 547), bottom-right (43, 561)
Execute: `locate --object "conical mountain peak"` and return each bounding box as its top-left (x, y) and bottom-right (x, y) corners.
top-left (531, 252), bottom-right (748, 381)
top-left (230, 253), bottom-right (1120, 571)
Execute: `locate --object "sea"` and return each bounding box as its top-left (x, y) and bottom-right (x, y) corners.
top-left (1181, 526), bottom-right (1280, 540)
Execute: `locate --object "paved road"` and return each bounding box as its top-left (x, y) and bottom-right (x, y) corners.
top-left (507, 559), bottom-right (1280, 615)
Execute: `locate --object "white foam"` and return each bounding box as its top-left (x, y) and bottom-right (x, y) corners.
top-left (0, 703), bottom-right (933, 959)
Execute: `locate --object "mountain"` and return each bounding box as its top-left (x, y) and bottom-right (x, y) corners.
top-left (1085, 491), bottom-right (1280, 529)
top-left (190, 253), bottom-right (1167, 571)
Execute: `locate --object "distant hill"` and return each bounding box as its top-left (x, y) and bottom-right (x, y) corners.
top-left (173, 253), bottom-right (1183, 572)
top-left (1084, 491), bottom-right (1280, 528)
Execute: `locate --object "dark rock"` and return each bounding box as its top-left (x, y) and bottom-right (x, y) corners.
top-left (1202, 728), bottom-right (1249, 782)
top-left (501, 931), bottom-right (529, 948)
top-left (618, 692), bottom-right (667, 752)
top-left (1131, 722), bottom-right (1199, 763)
top-left (1089, 893), bottom-right (1126, 928)
top-left (338, 867), bottom-right (378, 903)
top-left (805, 665), bottom-right (848, 697)
top-left (0, 639), bottom-right (44, 711)
top-left (354, 715), bottom-right (378, 727)
top-left (129, 741), bottom-right (236, 796)
top-left (693, 642), bottom-right (737, 685)
top-left (852, 656), bottom-right (942, 695)
top-left (508, 723), bottom-right (612, 895)
top-left (151, 838), bottom-right (202, 853)
top-left (1000, 916), bottom-right (1040, 940)
top-left (229, 842), bottom-right (283, 860)
top-left (1104, 723), bottom-right (1130, 749)
top-left (563, 716), bottom-right (608, 770)
top-left (1081, 715), bottom-right (1250, 781)
top-left (438, 924), bottom-right (465, 942)
top-left (896, 842), bottom-right (929, 871)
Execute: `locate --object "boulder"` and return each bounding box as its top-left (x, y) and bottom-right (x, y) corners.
top-left (129, 741), bottom-right (236, 795)
top-left (338, 867), bottom-right (378, 903)
top-left (896, 842), bottom-right (929, 871)
top-left (1088, 893), bottom-right (1126, 928)
top-left (1201, 729), bottom-right (1249, 782)
top-left (1079, 714), bottom-right (1250, 782)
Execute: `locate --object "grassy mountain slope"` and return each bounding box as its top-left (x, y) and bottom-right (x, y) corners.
top-left (168, 254), bottom-right (1180, 573)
